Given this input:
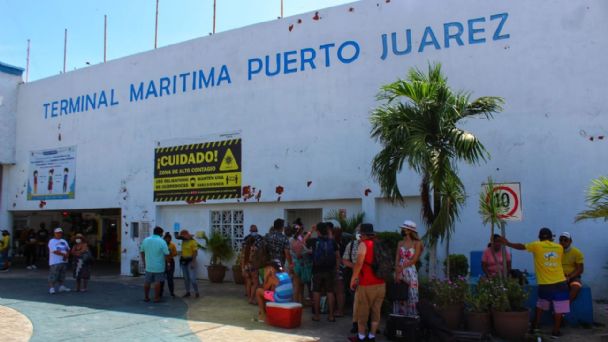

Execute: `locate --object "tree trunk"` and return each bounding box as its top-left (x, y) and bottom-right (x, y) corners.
top-left (429, 243), bottom-right (438, 278)
top-left (500, 222), bottom-right (508, 279)
top-left (445, 237), bottom-right (451, 280)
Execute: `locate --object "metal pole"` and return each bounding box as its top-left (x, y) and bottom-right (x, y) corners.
top-left (104, 15), bottom-right (107, 62)
top-left (25, 39), bottom-right (30, 82)
top-left (63, 29), bottom-right (67, 73)
top-left (154, 0), bottom-right (159, 48)
top-left (213, 0), bottom-right (216, 34)
top-left (280, 0), bottom-right (283, 18)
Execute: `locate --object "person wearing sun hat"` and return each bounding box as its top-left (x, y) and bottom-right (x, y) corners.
top-left (393, 220), bottom-right (423, 317)
top-left (558, 232), bottom-right (584, 301)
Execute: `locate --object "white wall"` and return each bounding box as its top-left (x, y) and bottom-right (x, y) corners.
top-left (2, 0), bottom-right (607, 294)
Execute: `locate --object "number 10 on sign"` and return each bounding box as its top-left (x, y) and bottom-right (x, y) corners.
top-left (485, 182), bottom-right (523, 221)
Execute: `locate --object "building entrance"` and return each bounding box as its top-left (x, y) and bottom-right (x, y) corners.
top-left (11, 208), bottom-right (121, 274)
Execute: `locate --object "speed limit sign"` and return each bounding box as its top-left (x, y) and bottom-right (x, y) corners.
top-left (483, 182), bottom-right (522, 221)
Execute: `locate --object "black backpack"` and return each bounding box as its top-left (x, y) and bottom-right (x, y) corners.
top-left (313, 238), bottom-right (336, 269)
top-left (368, 238), bottom-right (394, 281)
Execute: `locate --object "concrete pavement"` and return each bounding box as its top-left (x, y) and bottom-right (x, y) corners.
top-left (1, 266), bottom-right (607, 341)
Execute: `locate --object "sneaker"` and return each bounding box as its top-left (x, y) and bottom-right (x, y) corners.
top-left (551, 331), bottom-right (562, 339)
top-left (32, 265), bottom-right (37, 269)
top-left (182, 292), bottom-right (191, 298)
top-left (58, 285), bottom-right (71, 292)
top-left (0, 268), bottom-right (9, 272)
top-left (26, 266), bottom-right (32, 270)
top-left (49, 287), bottom-right (56, 294)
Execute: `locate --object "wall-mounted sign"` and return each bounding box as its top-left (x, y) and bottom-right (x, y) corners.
top-left (27, 146), bottom-right (77, 200)
top-left (154, 139), bottom-right (242, 202)
top-left (483, 182), bottom-right (522, 221)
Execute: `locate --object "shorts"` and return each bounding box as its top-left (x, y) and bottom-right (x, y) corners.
top-left (312, 271), bottom-right (336, 293)
top-left (537, 281), bottom-right (570, 314)
top-left (48, 263), bottom-right (68, 283)
top-left (355, 283), bottom-right (386, 325)
top-left (144, 272), bottom-right (166, 284)
top-left (264, 290), bottom-right (275, 302)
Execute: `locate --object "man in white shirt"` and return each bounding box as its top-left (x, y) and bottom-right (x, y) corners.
top-left (48, 227), bottom-right (71, 294)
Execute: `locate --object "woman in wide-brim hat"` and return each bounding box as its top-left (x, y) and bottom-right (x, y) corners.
top-left (393, 220), bottom-right (423, 317)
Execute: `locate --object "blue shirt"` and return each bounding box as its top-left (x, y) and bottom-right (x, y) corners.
top-left (274, 272), bottom-right (293, 303)
top-left (140, 234), bottom-right (169, 273)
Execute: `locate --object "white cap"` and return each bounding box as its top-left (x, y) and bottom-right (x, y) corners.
top-left (559, 232), bottom-right (571, 240)
top-left (53, 227), bottom-right (63, 233)
top-left (399, 220), bottom-right (417, 232)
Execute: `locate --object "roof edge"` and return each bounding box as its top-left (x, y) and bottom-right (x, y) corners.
top-left (0, 62), bottom-right (24, 76)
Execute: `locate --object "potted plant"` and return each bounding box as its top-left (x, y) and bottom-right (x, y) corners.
top-left (232, 250), bottom-right (244, 284)
top-left (464, 278), bottom-right (493, 334)
top-left (488, 277), bottom-right (530, 340)
top-left (430, 277), bottom-right (469, 329)
top-left (199, 231), bottom-right (234, 283)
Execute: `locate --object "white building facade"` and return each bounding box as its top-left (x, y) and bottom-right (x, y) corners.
top-left (0, 0), bottom-right (606, 295)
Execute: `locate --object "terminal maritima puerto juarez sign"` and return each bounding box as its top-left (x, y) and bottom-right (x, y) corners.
top-left (154, 139), bottom-right (242, 202)
top-left (484, 182), bottom-right (523, 221)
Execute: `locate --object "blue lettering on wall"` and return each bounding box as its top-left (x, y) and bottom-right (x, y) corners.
top-left (419, 26), bottom-right (441, 52)
top-left (381, 12), bottom-right (509, 59)
top-left (490, 13), bottom-right (510, 40)
top-left (468, 17), bottom-right (486, 44)
top-left (41, 12), bottom-right (510, 119)
top-left (42, 88), bottom-right (119, 119)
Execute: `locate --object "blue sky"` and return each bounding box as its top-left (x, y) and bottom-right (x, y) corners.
top-left (0, 0), bottom-right (355, 81)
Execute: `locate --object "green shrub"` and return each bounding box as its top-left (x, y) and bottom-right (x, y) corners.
top-left (444, 254), bottom-right (468, 279)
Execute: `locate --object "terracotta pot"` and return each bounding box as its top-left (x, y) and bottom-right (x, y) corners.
top-left (439, 303), bottom-right (463, 330)
top-left (492, 309), bottom-right (529, 340)
top-left (466, 311), bottom-right (491, 334)
top-left (232, 265), bottom-right (244, 284)
top-left (207, 264), bottom-right (227, 283)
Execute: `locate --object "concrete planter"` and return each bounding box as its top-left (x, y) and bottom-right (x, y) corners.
top-left (207, 264), bottom-right (227, 283)
top-left (466, 311), bottom-right (491, 334)
top-left (492, 309), bottom-right (529, 340)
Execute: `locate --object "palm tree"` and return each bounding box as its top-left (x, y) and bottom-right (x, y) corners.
top-left (324, 210), bottom-right (365, 234)
top-left (370, 63), bottom-right (504, 277)
top-left (575, 176), bottom-right (608, 222)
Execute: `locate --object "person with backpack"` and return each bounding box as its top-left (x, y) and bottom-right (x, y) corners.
top-left (349, 223), bottom-right (386, 342)
top-left (309, 222), bottom-right (340, 322)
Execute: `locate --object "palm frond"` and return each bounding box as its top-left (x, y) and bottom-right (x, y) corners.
top-left (575, 176), bottom-right (608, 222)
top-left (479, 178), bottom-right (506, 228)
top-left (324, 210), bottom-right (365, 234)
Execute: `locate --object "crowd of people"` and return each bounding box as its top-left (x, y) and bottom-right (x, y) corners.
top-left (0, 219), bottom-right (588, 340)
top-left (236, 218), bottom-right (425, 342)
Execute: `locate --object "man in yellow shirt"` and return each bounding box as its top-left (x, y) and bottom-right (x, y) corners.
top-left (558, 232), bottom-right (584, 301)
top-left (500, 227), bottom-right (568, 338)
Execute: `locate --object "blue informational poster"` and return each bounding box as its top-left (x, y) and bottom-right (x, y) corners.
top-left (27, 146), bottom-right (77, 200)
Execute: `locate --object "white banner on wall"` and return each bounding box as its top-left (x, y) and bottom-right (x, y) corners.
top-left (27, 146), bottom-right (77, 200)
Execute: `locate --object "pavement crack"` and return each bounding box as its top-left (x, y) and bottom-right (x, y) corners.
top-left (58, 310), bottom-right (104, 318)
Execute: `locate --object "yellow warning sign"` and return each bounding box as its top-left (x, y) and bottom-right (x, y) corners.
top-left (153, 138), bottom-right (242, 202)
top-left (219, 148), bottom-right (239, 171)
